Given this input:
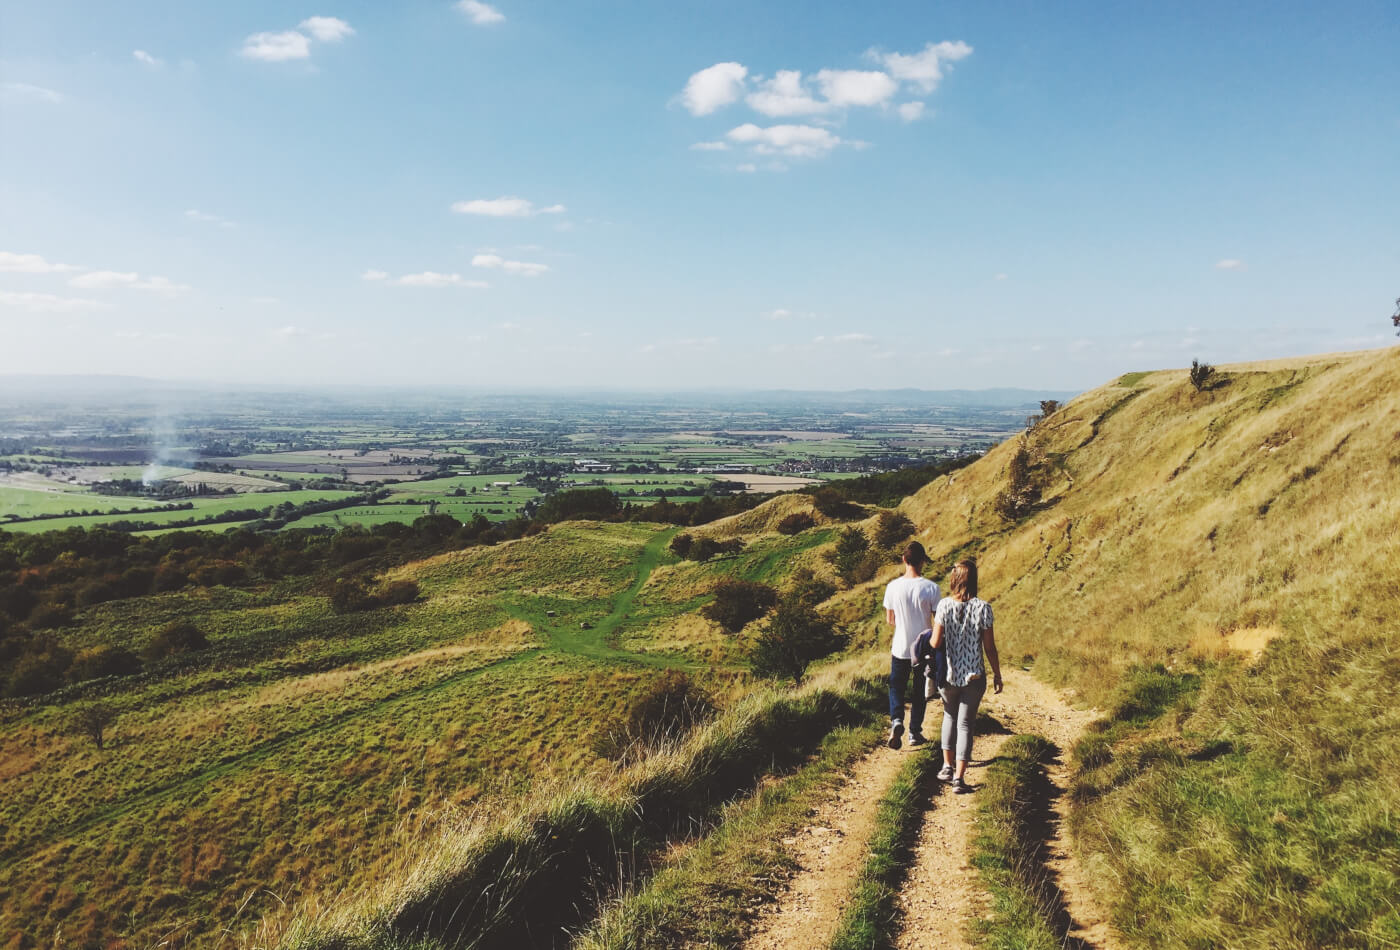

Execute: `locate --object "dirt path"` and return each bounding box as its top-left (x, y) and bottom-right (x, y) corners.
top-left (742, 741), bottom-right (910, 950)
top-left (895, 669), bottom-right (1116, 950)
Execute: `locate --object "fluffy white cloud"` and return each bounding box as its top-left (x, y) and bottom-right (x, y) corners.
top-left (0, 251), bottom-right (76, 273)
top-left (746, 70), bottom-right (829, 117)
top-left (70, 271), bottom-right (189, 294)
top-left (0, 291), bottom-right (103, 313)
top-left (875, 41), bottom-right (972, 93)
top-left (240, 30), bottom-right (311, 61)
top-left (1, 82), bottom-right (64, 103)
top-left (133, 50), bottom-right (162, 67)
top-left (814, 69), bottom-right (897, 107)
top-left (299, 17), bottom-right (354, 42)
top-left (690, 140), bottom-right (730, 151)
top-left (451, 197), bottom-right (565, 217)
top-left (394, 272), bottom-right (489, 288)
top-left (681, 62), bottom-right (748, 116)
top-left (897, 101), bottom-right (926, 122)
top-left (1216, 258), bottom-right (1245, 270)
top-left (471, 254), bottom-right (548, 277)
top-left (457, 1), bottom-right (506, 25)
top-left (727, 123), bottom-right (843, 158)
top-left (361, 269), bottom-right (389, 281)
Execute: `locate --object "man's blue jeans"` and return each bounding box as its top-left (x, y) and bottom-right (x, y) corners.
top-left (888, 655), bottom-right (927, 735)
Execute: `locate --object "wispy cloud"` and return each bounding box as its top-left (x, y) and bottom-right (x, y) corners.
top-left (1216, 258), bottom-right (1245, 270)
top-left (897, 101), bottom-right (925, 122)
top-left (241, 17), bottom-right (353, 62)
top-left (393, 271), bottom-right (489, 288)
top-left (871, 41), bottom-right (972, 93)
top-left (185, 208), bottom-right (235, 228)
top-left (70, 271), bottom-right (190, 294)
top-left (456, 1), bottom-right (506, 25)
top-left (299, 17), bottom-right (355, 42)
top-left (471, 254), bottom-right (549, 277)
top-left (727, 123), bottom-right (846, 158)
top-left (1, 82), bottom-right (65, 103)
top-left (360, 269), bottom-right (389, 281)
top-left (451, 197), bottom-right (566, 217)
top-left (133, 50), bottom-right (163, 67)
top-left (0, 251), bottom-right (77, 273)
top-left (0, 291), bottom-right (105, 313)
top-left (690, 140), bottom-right (730, 151)
top-left (814, 332), bottom-right (875, 344)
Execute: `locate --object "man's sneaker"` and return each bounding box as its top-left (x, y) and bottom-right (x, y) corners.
top-left (887, 720), bottom-right (904, 750)
top-left (952, 777), bottom-right (974, 794)
top-left (937, 764), bottom-right (955, 782)
top-left (908, 732), bottom-right (928, 747)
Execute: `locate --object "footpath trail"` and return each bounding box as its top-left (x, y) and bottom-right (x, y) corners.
top-left (738, 669), bottom-right (1116, 950)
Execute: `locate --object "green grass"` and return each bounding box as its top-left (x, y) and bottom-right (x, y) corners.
top-left (969, 734), bottom-right (1061, 950)
top-left (827, 746), bottom-right (942, 950)
top-left (0, 483), bottom-right (163, 518)
top-left (0, 488), bottom-right (358, 532)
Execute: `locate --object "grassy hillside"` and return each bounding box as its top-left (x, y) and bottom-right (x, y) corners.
top-left (891, 346), bottom-right (1400, 948)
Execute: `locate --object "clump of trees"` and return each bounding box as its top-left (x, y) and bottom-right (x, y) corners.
top-left (594, 669), bottom-right (717, 761)
top-left (1189, 359), bottom-right (1217, 392)
top-left (669, 533), bottom-right (744, 562)
top-left (703, 578), bottom-right (777, 633)
top-left (823, 510), bottom-right (915, 588)
top-left (802, 456), bottom-right (977, 509)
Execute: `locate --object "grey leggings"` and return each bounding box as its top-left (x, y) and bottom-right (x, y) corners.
top-left (939, 676), bottom-right (987, 763)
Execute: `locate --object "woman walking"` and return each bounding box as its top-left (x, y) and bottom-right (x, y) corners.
top-left (882, 541), bottom-right (941, 749)
top-left (932, 558), bottom-right (1002, 792)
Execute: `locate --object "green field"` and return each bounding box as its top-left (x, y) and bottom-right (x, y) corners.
top-left (0, 489), bottom-right (358, 533)
top-left (0, 484), bottom-right (164, 519)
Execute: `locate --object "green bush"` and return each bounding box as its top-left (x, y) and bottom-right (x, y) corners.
top-left (143, 621), bottom-right (209, 660)
top-left (776, 512), bottom-right (816, 535)
top-left (702, 579), bottom-right (777, 634)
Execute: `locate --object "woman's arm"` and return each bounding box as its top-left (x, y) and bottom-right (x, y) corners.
top-left (931, 621), bottom-right (944, 649)
top-left (982, 624), bottom-right (1003, 694)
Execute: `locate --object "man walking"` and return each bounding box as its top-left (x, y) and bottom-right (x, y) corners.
top-left (882, 541), bottom-right (940, 749)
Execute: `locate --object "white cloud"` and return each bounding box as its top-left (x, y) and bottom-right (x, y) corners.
top-left (471, 254), bottom-right (548, 277)
top-left (70, 271), bottom-right (190, 294)
top-left (814, 333), bottom-right (876, 345)
top-left (299, 17), bottom-right (354, 42)
top-left (897, 101), bottom-right (926, 122)
top-left (727, 123), bottom-right (843, 158)
top-left (1, 82), bottom-right (64, 103)
top-left (133, 50), bottom-right (163, 67)
top-left (451, 197), bottom-right (566, 218)
top-left (875, 41), bottom-right (973, 93)
top-left (457, 1), bottom-right (506, 25)
top-left (681, 62), bottom-right (748, 116)
top-left (0, 291), bottom-right (104, 313)
top-left (0, 251), bottom-right (76, 273)
top-left (361, 269), bottom-right (389, 281)
top-left (394, 271), bottom-right (489, 288)
top-left (185, 208), bottom-right (235, 228)
top-left (690, 140), bottom-right (730, 151)
top-left (1216, 258), bottom-right (1245, 270)
top-left (240, 30), bottom-right (311, 62)
top-left (815, 69), bottom-right (897, 108)
top-left (764, 308), bottom-right (815, 320)
top-left (746, 70), bottom-right (830, 117)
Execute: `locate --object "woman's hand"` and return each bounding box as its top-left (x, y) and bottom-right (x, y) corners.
top-left (992, 672), bottom-right (1004, 694)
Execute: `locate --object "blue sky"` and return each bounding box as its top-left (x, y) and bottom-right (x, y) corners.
top-left (1, 1), bottom-right (1396, 390)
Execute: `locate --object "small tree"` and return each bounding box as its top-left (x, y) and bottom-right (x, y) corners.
top-left (1040, 399), bottom-right (1061, 417)
top-left (669, 533), bottom-right (693, 559)
top-left (690, 537), bottom-right (721, 562)
top-left (993, 440), bottom-right (1042, 521)
top-left (72, 702), bottom-right (116, 751)
top-left (827, 527), bottom-right (873, 587)
top-left (1189, 359), bottom-right (1216, 392)
top-left (750, 597), bottom-right (847, 685)
top-left (703, 578), bottom-right (778, 633)
top-left (873, 510), bottom-right (915, 550)
top-left (776, 511), bottom-right (816, 535)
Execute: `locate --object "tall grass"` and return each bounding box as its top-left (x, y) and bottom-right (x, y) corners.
top-left (272, 665), bottom-right (883, 950)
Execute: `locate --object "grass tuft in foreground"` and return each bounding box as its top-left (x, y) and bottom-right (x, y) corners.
top-left (826, 746), bottom-right (942, 950)
top-left (968, 733), bottom-right (1061, 950)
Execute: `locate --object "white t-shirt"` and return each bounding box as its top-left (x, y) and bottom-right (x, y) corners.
top-left (883, 575), bottom-right (941, 660)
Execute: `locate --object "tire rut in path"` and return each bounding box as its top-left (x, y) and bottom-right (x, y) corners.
top-left (894, 669), bottom-right (1118, 950)
top-left (740, 739), bottom-right (912, 950)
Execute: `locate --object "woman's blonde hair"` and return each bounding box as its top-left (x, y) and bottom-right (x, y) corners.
top-left (948, 558), bottom-right (978, 600)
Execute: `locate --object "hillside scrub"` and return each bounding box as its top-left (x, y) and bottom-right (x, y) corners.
top-left (275, 669), bottom-right (881, 950)
top-left (897, 345), bottom-right (1400, 948)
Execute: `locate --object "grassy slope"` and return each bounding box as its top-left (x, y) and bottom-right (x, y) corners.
top-left (891, 346), bottom-right (1400, 948)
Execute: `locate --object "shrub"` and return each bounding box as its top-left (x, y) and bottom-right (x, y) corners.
top-left (811, 487), bottom-right (863, 520)
top-left (378, 579), bottom-right (420, 606)
top-left (827, 527), bottom-right (874, 587)
top-left (702, 579), bottom-right (778, 634)
top-left (144, 621), bottom-right (209, 660)
top-left (152, 566), bottom-right (188, 592)
top-left (594, 670), bottom-right (717, 760)
top-left (690, 537), bottom-right (720, 562)
top-left (28, 603), bottom-right (75, 630)
top-left (784, 570), bottom-right (836, 609)
top-left (71, 702), bottom-right (117, 751)
top-left (1189, 358), bottom-right (1216, 392)
top-left (872, 510), bottom-right (915, 549)
top-left (76, 579), bottom-right (121, 607)
top-left (994, 439), bottom-right (1043, 521)
top-left (3, 638), bottom-right (73, 697)
top-left (69, 645), bottom-right (141, 682)
top-left (776, 512), bottom-right (816, 535)
top-left (329, 577), bottom-right (379, 613)
top-left (750, 596), bottom-right (847, 685)
top-left (669, 533), bottom-right (693, 558)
